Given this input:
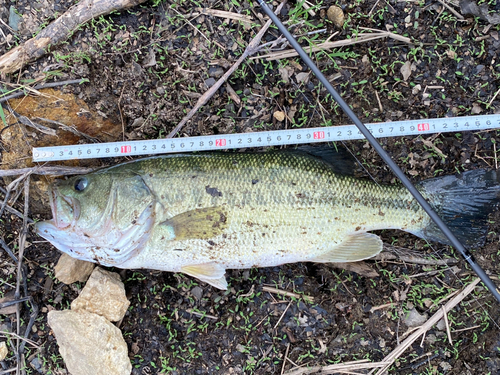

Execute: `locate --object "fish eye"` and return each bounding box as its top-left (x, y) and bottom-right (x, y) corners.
top-left (74, 177), bottom-right (88, 192)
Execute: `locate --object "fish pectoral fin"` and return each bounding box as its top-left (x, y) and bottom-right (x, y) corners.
top-left (160, 207), bottom-right (228, 240)
top-left (313, 233), bottom-right (383, 263)
top-left (181, 263), bottom-right (228, 290)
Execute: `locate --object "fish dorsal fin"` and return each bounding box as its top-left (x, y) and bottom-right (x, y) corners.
top-left (312, 233), bottom-right (383, 263)
top-left (286, 145), bottom-right (357, 176)
top-left (160, 207), bottom-right (228, 240)
top-left (181, 263), bottom-right (228, 290)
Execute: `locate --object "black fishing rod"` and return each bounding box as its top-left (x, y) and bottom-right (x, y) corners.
top-left (256, 0), bottom-right (500, 303)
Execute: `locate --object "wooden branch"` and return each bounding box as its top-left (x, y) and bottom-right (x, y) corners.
top-left (0, 0), bottom-right (148, 75)
top-left (262, 286), bottom-right (314, 303)
top-left (0, 166), bottom-right (94, 177)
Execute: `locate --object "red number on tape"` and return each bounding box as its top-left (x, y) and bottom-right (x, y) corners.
top-left (417, 123), bottom-right (429, 131)
top-left (313, 131), bottom-right (325, 139)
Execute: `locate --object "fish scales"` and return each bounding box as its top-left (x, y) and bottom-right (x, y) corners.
top-left (35, 151), bottom-right (500, 289)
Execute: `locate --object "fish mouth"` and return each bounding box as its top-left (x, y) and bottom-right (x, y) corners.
top-left (49, 184), bottom-right (81, 229)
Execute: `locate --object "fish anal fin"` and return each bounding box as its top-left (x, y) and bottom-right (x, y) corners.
top-left (181, 263), bottom-right (228, 290)
top-left (313, 233), bottom-right (383, 263)
top-left (161, 207), bottom-right (228, 240)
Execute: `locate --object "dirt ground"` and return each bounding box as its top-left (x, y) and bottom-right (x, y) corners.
top-left (1, 0), bottom-right (500, 374)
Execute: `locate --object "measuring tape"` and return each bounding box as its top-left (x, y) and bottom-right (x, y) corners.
top-left (32, 114), bottom-right (500, 162)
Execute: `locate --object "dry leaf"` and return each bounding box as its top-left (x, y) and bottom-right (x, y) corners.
top-left (471, 102), bottom-right (483, 114)
top-left (401, 61), bottom-right (412, 81)
top-left (295, 72), bottom-right (310, 84)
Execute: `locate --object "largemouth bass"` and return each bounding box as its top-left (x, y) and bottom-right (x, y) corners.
top-left (35, 150), bottom-right (500, 289)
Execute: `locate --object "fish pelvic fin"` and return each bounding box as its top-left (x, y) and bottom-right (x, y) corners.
top-left (415, 169), bottom-right (500, 248)
top-left (161, 207), bottom-right (228, 240)
top-left (181, 263), bottom-right (228, 290)
top-left (312, 233), bottom-right (383, 263)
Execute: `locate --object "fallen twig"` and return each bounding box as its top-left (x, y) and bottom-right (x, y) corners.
top-left (195, 7), bottom-right (254, 26)
top-left (0, 166), bottom-right (95, 177)
top-left (0, 0), bottom-right (147, 75)
top-left (167, 0), bottom-right (286, 138)
top-left (0, 332), bottom-right (40, 349)
top-left (374, 251), bottom-right (458, 266)
top-left (0, 172), bottom-right (29, 220)
top-left (33, 117), bottom-right (99, 142)
top-left (0, 187), bottom-right (33, 223)
top-left (0, 297), bottom-right (30, 310)
top-left (0, 238), bottom-right (18, 263)
top-left (185, 309), bottom-right (218, 320)
top-left (284, 359), bottom-right (390, 375)
top-left (252, 29), bottom-right (412, 61)
top-left (0, 79), bottom-right (87, 103)
top-left (9, 110), bottom-right (57, 136)
top-left (436, 0), bottom-right (464, 20)
top-left (262, 286), bottom-right (314, 303)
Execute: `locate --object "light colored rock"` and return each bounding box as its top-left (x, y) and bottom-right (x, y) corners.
top-left (0, 341), bottom-right (8, 361)
top-left (48, 310), bottom-right (131, 375)
top-left (71, 267), bottom-right (129, 322)
top-left (54, 253), bottom-right (95, 284)
top-left (436, 317), bottom-right (446, 331)
top-left (403, 308), bottom-right (428, 328)
top-left (273, 111), bottom-right (285, 121)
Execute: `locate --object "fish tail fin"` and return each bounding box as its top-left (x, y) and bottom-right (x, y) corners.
top-left (414, 169), bottom-right (500, 248)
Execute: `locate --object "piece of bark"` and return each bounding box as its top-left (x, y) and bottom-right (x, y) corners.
top-left (0, 0), bottom-right (148, 75)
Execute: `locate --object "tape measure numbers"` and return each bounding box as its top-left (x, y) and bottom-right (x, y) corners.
top-left (32, 114), bottom-right (500, 162)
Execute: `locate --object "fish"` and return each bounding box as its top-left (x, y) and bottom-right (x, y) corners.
top-left (34, 149), bottom-right (500, 289)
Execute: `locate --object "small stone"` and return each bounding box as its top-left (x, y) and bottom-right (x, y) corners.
top-left (0, 324), bottom-right (10, 333)
top-left (436, 317), bottom-right (446, 331)
top-left (379, 338), bottom-right (386, 349)
top-left (48, 310), bottom-right (131, 375)
top-left (9, 6), bottom-right (22, 32)
top-left (191, 286), bottom-right (203, 301)
top-left (204, 78), bottom-right (216, 88)
top-left (403, 308), bottom-right (428, 328)
top-left (54, 253), bottom-right (95, 284)
top-left (327, 6), bottom-right (344, 28)
top-left (209, 66), bottom-right (224, 78)
top-left (425, 334), bottom-right (438, 345)
top-left (0, 341), bottom-right (8, 361)
top-left (273, 111), bottom-right (285, 121)
top-left (439, 361), bottom-right (452, 371)
top-left (71, 267), bottom-right (130, 322)
top-left (30, 357), bottom-right (45, 373)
